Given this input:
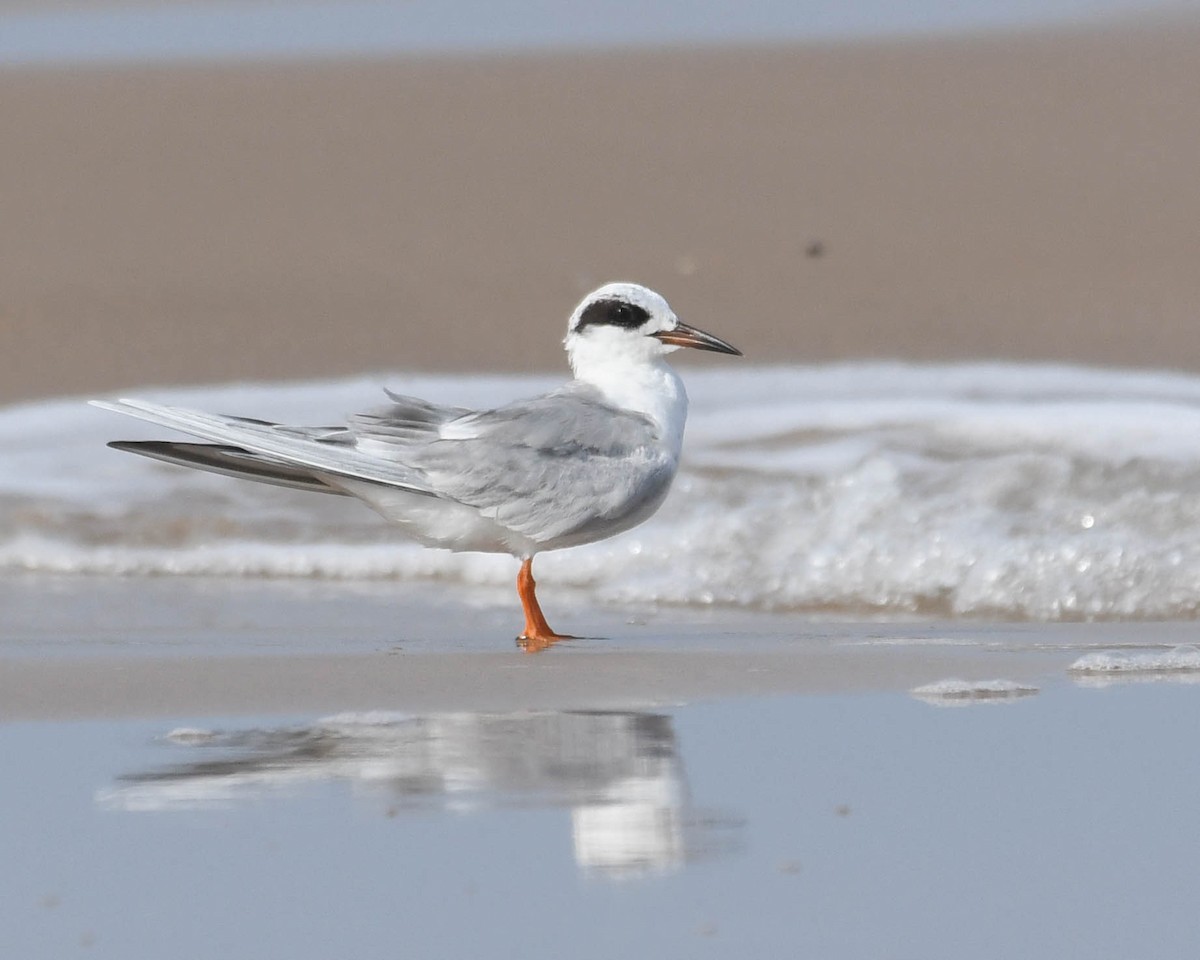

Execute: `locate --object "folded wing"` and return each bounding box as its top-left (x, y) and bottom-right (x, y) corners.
top-left (93, 385), bottom-right (675, 547)
top-left (410, 386), bottom-right (676, 543)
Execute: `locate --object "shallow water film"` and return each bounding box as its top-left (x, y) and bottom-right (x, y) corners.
top-left (5, 681), bottom-right (1200, 959)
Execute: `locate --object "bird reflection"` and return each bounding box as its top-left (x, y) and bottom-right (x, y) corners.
top-left (100, 709), bottom-right (740, 877)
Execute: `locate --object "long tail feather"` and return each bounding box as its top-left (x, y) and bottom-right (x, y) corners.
top-left (90, 398), bottom-right (436, 496)
top-left (108, 441), bottom-right (350, 495)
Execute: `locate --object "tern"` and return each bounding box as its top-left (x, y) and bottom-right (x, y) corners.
top-left (92, 283), bottom-right (742, 651)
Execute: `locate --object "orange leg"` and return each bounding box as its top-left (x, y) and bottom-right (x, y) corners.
top-left (516, 557), bottom-right (574, 653)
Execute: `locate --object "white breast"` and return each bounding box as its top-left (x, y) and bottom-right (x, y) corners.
top-left (566, 332), bottom-right (690, 460)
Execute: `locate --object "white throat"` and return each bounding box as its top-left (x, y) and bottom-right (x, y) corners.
top-left (567, 333), bottom-right (689, 457)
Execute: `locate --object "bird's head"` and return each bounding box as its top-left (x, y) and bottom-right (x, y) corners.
top-left (564, 283), bottom-right (741, 379)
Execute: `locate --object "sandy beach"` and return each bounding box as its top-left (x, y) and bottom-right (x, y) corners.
top-left (4, 21), bottom-right (1200, 404)
top-left (6, 15), bottom-right (1200, 958)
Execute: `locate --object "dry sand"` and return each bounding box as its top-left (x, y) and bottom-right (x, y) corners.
top-left (3, 21), bottom-right (1200, 405)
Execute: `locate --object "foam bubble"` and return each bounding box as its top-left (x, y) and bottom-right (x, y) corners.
top-left (911, 679), bottom-right (1039, 706)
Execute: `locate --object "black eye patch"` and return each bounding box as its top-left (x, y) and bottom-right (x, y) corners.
top-left (575, 298), bottom-right (652, 331)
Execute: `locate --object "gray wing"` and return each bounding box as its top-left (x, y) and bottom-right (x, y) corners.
top-left (344, 389), bottom-right (472, 445)
top-left (408, 384), bottom-right (676, 543)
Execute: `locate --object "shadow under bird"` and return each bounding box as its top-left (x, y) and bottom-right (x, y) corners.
top-left (92, 283), bottom-right (742, 651)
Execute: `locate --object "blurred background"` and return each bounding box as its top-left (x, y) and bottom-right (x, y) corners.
top-left (2, 0), bottom-right (1198, 403)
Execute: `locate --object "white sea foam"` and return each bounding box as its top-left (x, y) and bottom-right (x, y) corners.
top-left (1068, 646), bottom-right (1200, 675)
top-left (9, 362), bottom-right (1200, 619)
top-left (910, 679), bottom-right (1039, 706)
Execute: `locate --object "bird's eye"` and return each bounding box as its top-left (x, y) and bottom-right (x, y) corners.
top-left (609, 303), bottom-right (634, 324)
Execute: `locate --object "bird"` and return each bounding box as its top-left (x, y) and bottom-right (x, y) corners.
top-left (91, 282), bottom-right (742, 651)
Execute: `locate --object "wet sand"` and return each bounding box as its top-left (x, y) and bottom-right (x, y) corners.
top-left (4, 20), bottom-right (1200, 405)
top-left (3, 573), bottom-right (1193, 721)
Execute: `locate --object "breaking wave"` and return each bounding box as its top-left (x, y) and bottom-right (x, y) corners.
top-left (7, 362), bottom-right (1200, 619)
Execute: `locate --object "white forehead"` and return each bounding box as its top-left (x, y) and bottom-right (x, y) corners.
top-left (570, 282), bottom-right (675, 323)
